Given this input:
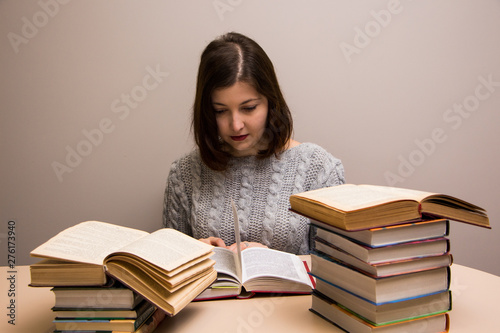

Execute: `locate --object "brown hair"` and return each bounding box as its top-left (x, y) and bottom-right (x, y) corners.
top-left (192, 32), bottom-right (293, 171)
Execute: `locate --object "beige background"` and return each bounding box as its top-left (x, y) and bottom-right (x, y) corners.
top-left (1, 0), bottom-right (499, 276)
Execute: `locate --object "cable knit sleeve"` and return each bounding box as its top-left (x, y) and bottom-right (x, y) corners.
top-left (302, 144), bottom-right (345, 253)
top-left (309, 145), bottom-right (346, 191)
top-left (163, 157), bottom-right (193, 236)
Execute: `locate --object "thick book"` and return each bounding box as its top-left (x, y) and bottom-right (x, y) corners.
top-left (311, 218), bottom-right (449, 247)
top-left (315, 227), bottom-right (450, 264)
top-left (194, 247), bottom-right (313, 300)
top-left (29, 221), bottom-right (217, 316)
top-left (52, 308), bottom-right (167, 333)
top-left (30, 258), bottom-right (110, 287)
top-left (51, 284), bottom-right (144, 309)
top-left (53, 300), bottom-right (155, 319)
top-left (314, 242), bottom-right (452, 278)
top-left (290, 184), bottom-right (490, 230)
top-left (310, 253), bottom-right (450, 304)
top-left (314, 277), bottom-right (451, 325)
top-left (53, 307), bottom-right (154, 332)
top-left (311, 292), bottom-right (450, 332)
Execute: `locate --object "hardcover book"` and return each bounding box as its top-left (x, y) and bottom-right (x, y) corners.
top-left (310, 253), bottom-right (450, 304)
top-left (313, 241), bottom-right (452, 278)
top-left (310, 218), bottom-right (449, 247)
top-left (311, 292), bottom-right (450, 332)
top-left (195, 247), bottom-right (313, 300)
top-left (315, 227), bottom-right (450, 264)
top-left (30, 221), bottom-right (217, 316)
top-left (290, 184), bottom-right (489, 230)
top-left (195, 200), bottom-right (313, 300)
top-left (314, 279), bottom-right (451, 325)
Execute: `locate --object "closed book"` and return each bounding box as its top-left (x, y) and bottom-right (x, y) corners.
top-left (311, 218), bottom-right (449, 247)
top-left (310, 292), bottom-right (450, 332)
top-left (53, 302), bottom-right (155, 332)
top-left (54, 308), bottom-right (166, 333)
top-left (53, 300), bottom-right (155, 319)
top-left (52, 285), bottom-right (144, 309)
top-left (314, 276), bottom-right (452, 324)
top-left (310, 253), bottom-right (450, 304)
top-left (315, 227), bottom-right (450, 264)
top-left (314, 240), bottom-right (452, 278)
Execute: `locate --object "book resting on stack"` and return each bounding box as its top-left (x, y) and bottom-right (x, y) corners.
top-left (290, 184), bottom-right (490, 333)
top-left (29, 220), bottom-right (218, 333)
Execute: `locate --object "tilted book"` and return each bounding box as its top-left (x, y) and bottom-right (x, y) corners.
top-left (310, 218), bottom-right (449, 247)
top-left (30, 221), bottom-right (217, 316)
top-left (315, 227), bottom-right (450, 264)
top-left (314, 241), bottom-right (452, 278)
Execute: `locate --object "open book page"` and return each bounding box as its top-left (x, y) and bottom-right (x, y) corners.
top-left (30, 221), bottom-right (149, 265)
top-left (299, 184), bottom-right (434, 212)
top-left (240, 248), bottom-right (312, 286)
top-left (106, 228), bottom-right (214, 272)
top-left (211, 247), bottom-right (241, 283)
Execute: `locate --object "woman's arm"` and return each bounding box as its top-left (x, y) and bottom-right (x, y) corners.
top-left (163, 160), bottom-right (193, 236)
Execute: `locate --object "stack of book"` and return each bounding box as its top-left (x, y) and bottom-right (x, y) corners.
top-left (289, 184), bottom-right (490, 333)
top-left (50, 280), bottom-right (164, 333)
top-left (29, 221), bottom-right (218, 332)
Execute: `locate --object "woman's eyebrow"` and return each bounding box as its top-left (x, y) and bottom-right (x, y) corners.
top-left (212, 98), bottom-right (261, 106)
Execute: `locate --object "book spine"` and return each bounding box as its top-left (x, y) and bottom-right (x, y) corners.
top-left (135, 309), bottom-right (166, 333)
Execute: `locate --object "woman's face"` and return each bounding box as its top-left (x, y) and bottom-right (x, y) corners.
top-left (212, 81), bottom-right (269, 157)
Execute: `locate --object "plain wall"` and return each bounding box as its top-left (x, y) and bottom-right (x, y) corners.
top-left (1, 0), bottom-right (499, 276)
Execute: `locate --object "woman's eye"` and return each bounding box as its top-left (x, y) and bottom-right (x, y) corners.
top-left (242, 105), bottom-right (257, 112)
top-left (214, 109), bottom-right (226, 114)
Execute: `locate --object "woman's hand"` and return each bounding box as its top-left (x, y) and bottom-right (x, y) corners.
top-left (227, 241), bottom-right (268, 253)
top-left (199, 237), bottom-right (227, 248)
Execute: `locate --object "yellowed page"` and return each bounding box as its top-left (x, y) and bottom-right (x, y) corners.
top-left (108, 228), bottom-right (214, 272)
top-left (30, 221), bottom-right (148, 265)
top-left (296, 184), bottom-right (434, 212)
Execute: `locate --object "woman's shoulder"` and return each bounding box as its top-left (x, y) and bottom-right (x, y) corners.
top-left (168, 150), bottom-right (202, 174)
top-left (286, 142), bottom-right (345, 185)
top-left (172, 149), bottom-right (201, 164)
top-left (287, 142), bottom-right (340, 162)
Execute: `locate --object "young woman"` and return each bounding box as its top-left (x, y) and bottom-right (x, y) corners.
top-left (163, 32), bottom-right (345, 255)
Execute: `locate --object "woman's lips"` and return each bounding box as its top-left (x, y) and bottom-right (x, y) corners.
top-left (231, 135), bottom-right (248, 141)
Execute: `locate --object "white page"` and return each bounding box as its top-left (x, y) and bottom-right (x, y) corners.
top-left (241, 248), bottom-right (312, 286)
top-left (210, 247), bottom-right (241, 283)
top-left (231, 199), bottom-right (243, 280)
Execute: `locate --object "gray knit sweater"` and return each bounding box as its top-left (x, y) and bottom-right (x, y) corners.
top-left (163, 142), bottom-right (345, 255)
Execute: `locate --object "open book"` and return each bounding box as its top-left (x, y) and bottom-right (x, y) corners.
top-left (195, 247), bottom-right (314, 300)
top-left (290, 184), bottom-right (490, 231)
top-left (195, 200), bottom-right (313, 300)
top-left (29, 221), bottom-right (217, 316)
